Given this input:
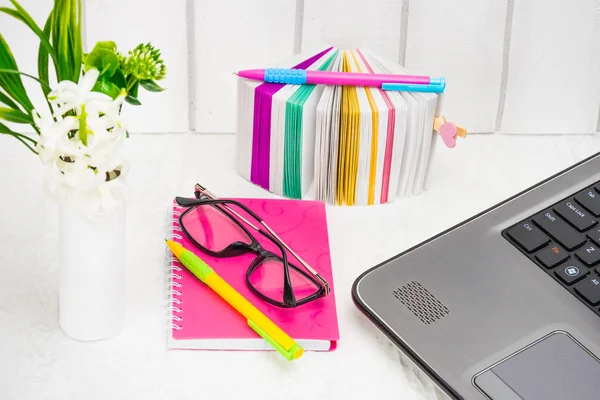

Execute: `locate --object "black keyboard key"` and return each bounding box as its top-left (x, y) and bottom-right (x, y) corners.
top-left (574, 188), bottom-right (600, 217)
top-left (574, 276), bottom-right (600, 305)
top-left (535, 243), bottom-right (569, 268)
top-left (588, 228), bottom-right (600, 247)
top-left (532, 209), bottom-right (585, 251)
top-left (553, 200), bottom-right (597, 232)
top-left (575, 243), bottom-right (600, 266)
top-left (506, 221), bottom-right (549, 253)
top-left (554, 260), bottom-right (588, 285)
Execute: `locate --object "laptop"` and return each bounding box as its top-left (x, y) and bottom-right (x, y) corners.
top-left (352, 151), bottom-right (600, 400)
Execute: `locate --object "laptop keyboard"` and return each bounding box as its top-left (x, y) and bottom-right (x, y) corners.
top-left (502, 181), bottom-right (600, 315)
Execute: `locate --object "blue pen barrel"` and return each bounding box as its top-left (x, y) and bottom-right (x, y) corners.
top-left (264, 68), bottom-right (307, 84)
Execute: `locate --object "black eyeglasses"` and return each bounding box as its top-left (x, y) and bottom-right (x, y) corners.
top-left (175, 191), bottom-right (329, 308)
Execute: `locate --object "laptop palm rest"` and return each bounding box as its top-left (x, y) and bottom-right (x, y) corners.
top-left (474, 331), bottom-right (600, 399)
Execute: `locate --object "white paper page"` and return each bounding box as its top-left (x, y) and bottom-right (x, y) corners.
top-left (236, 48), bottom-right (332, 187)
top-left (314, 89), bottom-right (327, 200)
top-left (373, 94), bottom-right (389, 204)
top-left (412, 93), bottom-right (438, 195)
top-left (325, 53), bottom-right (343, 204)
top-left (353, 51), bottom-right (387, 204)
top-left (300, 50), bottom-right (339, 196)
top-left (235, 78), bottom-right (260, 181)
top-left (328, 83), bottom-right (342, 204)
top-left (270, 49), bottom-right (334, 196)
top-left (409, 93), bottom-right (427, 193)
top-left (387, 93), bottom-right (408, 199)
top-left (301, 86), bottom-right (326, 195)
top-left (358, 47), bottom-right (445, 198)
top-left (356, 93), bottom-right (372, 206)
top-left (355, 50), bottom-right (390, 204)
top-left (328, 85), bottom-right (342, 204)
top-left (313, 51), bottom-right (342, 202)
top-left (423, 94), bottom-right (445, 190)
top-left (397, 92), bottom-right (419, 197)
top-left (318, 89), bottom-right (333, 200)
top-left (270, 84), bottom-right (301, 196)
top-left (345, 50), bottom-right (371, 206)
top-left (313, 55), bottom-right (339, 201)
top-left (357, 48), bottom-right (412, 201)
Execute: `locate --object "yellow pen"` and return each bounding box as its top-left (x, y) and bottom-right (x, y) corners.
top-left (166, 240), bottom-right (304, 361)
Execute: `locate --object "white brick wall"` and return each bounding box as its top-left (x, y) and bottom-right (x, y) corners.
top-left (1, 0), bottom-right (599, 134)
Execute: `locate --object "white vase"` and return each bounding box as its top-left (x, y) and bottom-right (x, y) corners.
top-left (58, 202), bottom-right (126, 341)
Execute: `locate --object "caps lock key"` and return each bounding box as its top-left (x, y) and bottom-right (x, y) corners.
top-left (554, 199), bottom-right (598, 232)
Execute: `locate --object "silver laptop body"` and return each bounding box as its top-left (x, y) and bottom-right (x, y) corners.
top-left (353, 152), bottom-right (600, 399)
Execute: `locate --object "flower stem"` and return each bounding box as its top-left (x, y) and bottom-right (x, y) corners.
top-left (126, 75), bottom-right (137, 92)
top-left (79, 104), bottom-right (88, 146)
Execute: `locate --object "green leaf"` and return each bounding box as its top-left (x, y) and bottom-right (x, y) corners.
top-left (0, 88), bottom-right (20, 110)
top-left (0, 121), bottom-right (35, 142)
top-left (129, 80), bottom-right (139, 98)
top-left (0, 122), bottom-right (38, 154)
top-left (125, 95), bottom-right (141, 106)
top-left (92, 41), bottom-right (117, 53)
top-left (0, 34), bottom-right (34, 112)
top-left (0, 69), bottom-right (52, 91)
top-left (110, 68), bottom-right (127, 90)
top-left (2, 1), bottom-right (57, 70)
top-left (84, 41), bottom-right (119, 78)
top-left (92, 76), bottom-right (120, 99)
top-left (52, 0), bottom-right (75, 82)
top-left (140, 79), bottom-right (165, 92)
top-left (38, 11), bottom-right (53, 97)
top-left (0, 107), bottom-right (33, 124)
top-left (70, 0), bottom-right (83, 82)
top-left (0, 120), bottom-right (17, 135)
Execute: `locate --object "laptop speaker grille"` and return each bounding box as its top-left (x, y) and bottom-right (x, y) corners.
top-left (393, 281), bottom-right (450, 324)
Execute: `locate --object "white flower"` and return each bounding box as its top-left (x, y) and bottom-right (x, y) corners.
top-left (36, 68), bottom-right (130, 222)
top-left (48, 68), bottom-right (113, 118)
top-left (35, 113), bottom-right (81, 164)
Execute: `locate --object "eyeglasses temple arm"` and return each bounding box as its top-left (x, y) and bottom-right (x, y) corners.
top-left (195, 183), bottom-right (330, 295)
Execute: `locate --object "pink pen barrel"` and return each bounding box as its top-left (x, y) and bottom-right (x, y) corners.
top-left (237, 69), bottom-right (266, 80)
top-left (306, 70), bottom-right (430, 86)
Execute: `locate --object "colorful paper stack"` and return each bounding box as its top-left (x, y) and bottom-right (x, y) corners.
top-left (235, 46), bottom-right (449, 206)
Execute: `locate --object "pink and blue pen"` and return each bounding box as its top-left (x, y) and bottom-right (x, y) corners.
top-left (236, 68), bottom-right (445, 93)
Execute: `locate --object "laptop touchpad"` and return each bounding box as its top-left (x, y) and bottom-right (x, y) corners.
top-left (474, 331), bottom-right (600, 400)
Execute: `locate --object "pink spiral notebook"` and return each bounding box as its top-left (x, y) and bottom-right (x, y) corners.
top-left (167, 197), bottom-right (339, 352)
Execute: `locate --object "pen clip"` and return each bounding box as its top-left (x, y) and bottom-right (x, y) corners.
top-left (248, 319), bottom-right (300, 361)
top-left (382, 82), bottom-right (445, 93)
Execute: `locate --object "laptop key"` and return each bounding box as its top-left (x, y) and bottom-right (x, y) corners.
top-left (535, 243), bottom-right (569, 268)
top-left (574, 188), bottom-right (600, 217)
top-left (532, 209), bottom-right (585, 251)
top-left (588, 228), bottom-right (600, 247)
top-left (553, 200), bottom-right (597, 232)
top-left (506, 221), bottom-right (549, 253)
top-left (575, 243), bottom-right (600, 266)
top-left (574, 276), bottom-right (600, 305)
top-left (554, 260), bottom-right (588, 285)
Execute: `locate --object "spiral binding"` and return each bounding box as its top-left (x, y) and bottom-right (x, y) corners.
top-left (166, 204), bottom-right (185, 332)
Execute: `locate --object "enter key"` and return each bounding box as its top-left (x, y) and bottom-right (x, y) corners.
top-left (554, 200), bottom-right (598, 232)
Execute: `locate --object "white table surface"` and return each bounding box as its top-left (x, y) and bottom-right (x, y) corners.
top-left (1, 132), bottom-right (599, 400)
